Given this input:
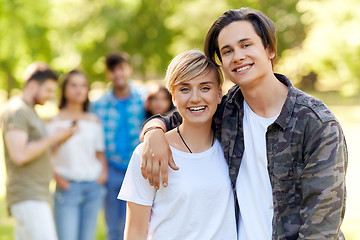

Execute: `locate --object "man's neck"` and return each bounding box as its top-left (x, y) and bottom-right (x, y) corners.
top-left (242, 74), bottom-right (288, 118)
top-left (113, 85), bottom-right (130, 99)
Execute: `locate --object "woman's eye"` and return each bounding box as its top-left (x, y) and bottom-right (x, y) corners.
top-left (180, 88), bottom-right (190, 93)
top-left (201, 87), bottom-right (210, 91)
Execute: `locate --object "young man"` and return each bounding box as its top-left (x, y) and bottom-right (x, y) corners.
top-left (1, 65), bottom-right (76, 240)
top-left (140, 8), bottom-right (347, 240)
top-left (90, 53), bottom-right (146, 240)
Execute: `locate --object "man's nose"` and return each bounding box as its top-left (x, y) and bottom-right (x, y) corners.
top-left (233, 49), bottom-right (245, 63)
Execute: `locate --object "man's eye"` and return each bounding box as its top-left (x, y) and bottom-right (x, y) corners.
top-left (222, 50), bottom-right (232, 55)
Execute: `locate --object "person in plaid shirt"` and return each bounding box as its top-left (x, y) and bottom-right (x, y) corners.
top-left (139, 8), bottom-right (347, 240)
top-left (90, 52), bottom-right (145, 240)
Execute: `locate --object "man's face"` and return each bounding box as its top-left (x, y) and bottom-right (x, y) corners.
top-left (106, 63), bottom-right (132, 90)
top-left (33, 79), bottom-right (57, 105)
top-left (217, 20), bottom-right (275, 89)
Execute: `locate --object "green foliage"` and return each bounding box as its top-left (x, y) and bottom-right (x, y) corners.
top-left (276, 0), bottom-right (360, 96)
top-left (0, 0), bottom-right (306, 94)
top-left (1, 0), bottom-right (358, 97)
top-left (0, 0), bottom-right (53, 92)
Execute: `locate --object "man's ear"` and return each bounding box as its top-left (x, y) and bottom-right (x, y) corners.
top-left (218, 88), bottom-right (222, 104)
top-left (26, 80), bottom-right (39, 91)
top-left (266, 47), bottom-right (275, 60)
top-left (126, 64), bottom-right (133, 77)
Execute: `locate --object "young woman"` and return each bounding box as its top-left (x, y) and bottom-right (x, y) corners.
top-left (145, 84), bottom-right (175, 118)
top-left (46, 70), bottom-right (107, 240)
top-left (118, 50), bottom-right (237, 240)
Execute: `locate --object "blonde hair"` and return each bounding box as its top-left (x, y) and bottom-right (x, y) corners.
top-left (166, 49), bottom-right (223, 92)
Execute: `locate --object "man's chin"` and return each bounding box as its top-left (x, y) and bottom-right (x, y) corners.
top-left (114, 84), bottom-right (129, 91)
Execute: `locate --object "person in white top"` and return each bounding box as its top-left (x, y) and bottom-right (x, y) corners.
top-left (118, 50), bottom-right (237, 240)
top-left (46, 70), bottom-right (107, 240)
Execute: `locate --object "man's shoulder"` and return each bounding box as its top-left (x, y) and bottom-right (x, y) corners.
top-left (2, 98), bottom-right (29, 118)
top-left (91, 91), bottom-right (113, 106)
top-left (294, 89), bottom-right (336, 123)
top-left (129, 85), bottom-right (146, 102)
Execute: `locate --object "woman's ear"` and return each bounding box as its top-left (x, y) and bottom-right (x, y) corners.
top-left (172, 91), bottom-right (177, 107)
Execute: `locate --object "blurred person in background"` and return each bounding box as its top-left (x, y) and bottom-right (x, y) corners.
top-left (0, 64), bottom-right (76, 240)
top-left (145, 84), bottom-right (175, 118)
top-left (90, 52), bottom-right (146, 240)
top-left (46, 70), bottom-right (107, 240)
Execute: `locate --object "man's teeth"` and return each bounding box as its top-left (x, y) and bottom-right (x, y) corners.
top-left (235, 65), bottom-right (251, 72)
top-left (189, 106), bottom-right (206, 112)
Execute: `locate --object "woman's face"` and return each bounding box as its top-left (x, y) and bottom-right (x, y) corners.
top-left (172, 70), bottom-right (222, 126)
top-left (64, 73), bottom-right (89, 105)
top-left (148, 90), bottom-right (172, 115)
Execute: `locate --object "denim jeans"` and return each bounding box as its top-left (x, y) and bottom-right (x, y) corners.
top-left (54, 180), bottom-right (106, 240)
top-left (104, 166), bottom-right (127, 240)
top-left (10, 200), bottom-right (58, 240)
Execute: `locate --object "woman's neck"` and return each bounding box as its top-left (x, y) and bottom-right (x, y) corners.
top-left (59, 103), bottom-right (85, 120)
top-left (176, 121), bottom-right (214, 153)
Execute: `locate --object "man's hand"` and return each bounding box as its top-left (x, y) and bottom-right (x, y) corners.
top-left (140, 128), bottom-right (178, 189)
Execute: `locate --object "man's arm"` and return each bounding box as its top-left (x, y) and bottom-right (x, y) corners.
top-left (299, 121), bottom-right (347, 239)
top-left (5, 127), bottom-right (76, 166)
top-left (124, 202), bottom-right (151, 240)
top-left (139, 113), bottom-right (182, 189)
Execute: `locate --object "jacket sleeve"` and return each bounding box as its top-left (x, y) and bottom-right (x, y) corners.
top-left (142, 111), bottom-right (182, 132)
top-left (299, 120), bottom-right (347, 239)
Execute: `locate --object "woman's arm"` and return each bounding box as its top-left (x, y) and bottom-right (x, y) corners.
top-left (124, 202), bottom-right (152, 240)
top-left (96, 151), bottom-right (108, 185)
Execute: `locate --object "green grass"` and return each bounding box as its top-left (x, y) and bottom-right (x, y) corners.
top-left (1, 92), bottom-right (360, 239)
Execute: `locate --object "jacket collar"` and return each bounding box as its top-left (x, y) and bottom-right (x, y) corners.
top-left (226, 73), bottom-right (297, 130)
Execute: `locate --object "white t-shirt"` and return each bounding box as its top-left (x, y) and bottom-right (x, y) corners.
top-left (46, 119), bottom-right (105, 181)
top-left (236, 100), bottom-right (278, 240)
top-left (118, 140), bottom-right (237, 240)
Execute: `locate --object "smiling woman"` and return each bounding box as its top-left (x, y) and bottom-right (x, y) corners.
top-left (117, 50), bottom-right (237, 240)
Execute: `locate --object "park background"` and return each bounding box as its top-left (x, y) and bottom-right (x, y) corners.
top-left (0, 0), bottom-right (359, 239)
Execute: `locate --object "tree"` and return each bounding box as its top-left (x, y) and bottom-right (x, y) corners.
top-left (276, 0), bottom-right (360, 95)
top-left (0, 0), bottom-right (53, 96)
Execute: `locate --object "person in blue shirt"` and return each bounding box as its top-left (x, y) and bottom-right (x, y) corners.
top-left (90, 52), bottom-right (146, 240)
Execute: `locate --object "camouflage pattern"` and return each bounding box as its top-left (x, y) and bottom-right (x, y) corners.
top-left (214, 74), bottom-right (347, 240)
top-left (161, 73), bottom-right (347, 239)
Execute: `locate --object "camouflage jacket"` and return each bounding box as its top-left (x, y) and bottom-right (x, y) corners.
top-left (160, 74), bottom-right (347, 240)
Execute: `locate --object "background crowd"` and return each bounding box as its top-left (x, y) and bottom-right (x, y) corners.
top-left (0, 52), bottom-right (174, 240)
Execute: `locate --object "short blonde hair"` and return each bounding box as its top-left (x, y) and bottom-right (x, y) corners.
top-left (166, 49), bottom-right (223, 92)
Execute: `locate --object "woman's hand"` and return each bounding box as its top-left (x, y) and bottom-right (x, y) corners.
top-left (54, 172), bottom-right (70, 190)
